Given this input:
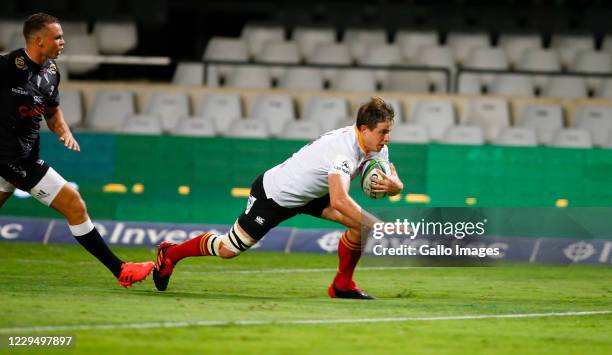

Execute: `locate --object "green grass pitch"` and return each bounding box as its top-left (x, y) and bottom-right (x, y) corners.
top-left (0, 242), bottom-right (611, 354)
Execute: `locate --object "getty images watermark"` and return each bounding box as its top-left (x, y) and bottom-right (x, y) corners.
top-left (369, 218), bottom-right (502, 258)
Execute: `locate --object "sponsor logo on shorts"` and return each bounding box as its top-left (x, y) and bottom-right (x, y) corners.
top-left (11, 87), bottom-right (28, 95)
top-left (255, 216), bottom-right (266, 226)
top-left (33, 189), bottom-right (50, 200)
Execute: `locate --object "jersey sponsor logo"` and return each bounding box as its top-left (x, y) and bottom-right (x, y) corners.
top-left (17, 105), bottom-right (46, 118)
top-left (15, 56), bottom-right (27, 70)
top-left (11, 87), bottom-right (28, 95)
top-left (255, 216), bottom-right (266, 225)
top-left (33, 95), bottom-right (43, 104)
top-left (245, 195), bottom-right (256, 214)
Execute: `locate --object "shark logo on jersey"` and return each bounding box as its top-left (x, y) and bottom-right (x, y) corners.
top-left (15, 56), bottom-right (27, 70)
top-left (48, 63), bottom-right (57, 75)
top-left (245, 195), bottom-right (256, 214)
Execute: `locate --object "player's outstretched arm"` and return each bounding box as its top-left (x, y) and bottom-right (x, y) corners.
top-left (45, 106), bottom-right (80, 152)
top-left (328, 173), bottom-right (381, 229)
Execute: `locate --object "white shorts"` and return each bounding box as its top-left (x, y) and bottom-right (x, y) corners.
top-left (0, 167), bottom-right (67, 206)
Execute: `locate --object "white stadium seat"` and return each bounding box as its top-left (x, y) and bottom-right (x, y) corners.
top-left (518, 104), bottom-right (565, 145)
top-left (0, 20), bottom-right (21, 50)
top-left (250, 95), bottom-right (296, 136)
top-left (385, 71), bottom-right (432, 93)
top-left (395, 30), bottom-right (438, 61)
top-left (203, 37), bottom-right (249, 79)
top-left (61, 34), bottom-right (99, 75)
top-left (225, 65), bottom-right (271, 89)
top-left (597, 79), bottom-right (612, 99)
top-left (171, 117), bottom-right (217, 137)
top-left (278, 67), bottom-right (325, 90)
top-left (441, 125), bottom-right (485, 145)
top-left (446, 32), bottom-right (490, 63)
top-left (462, 98), bottom-right (510, 142)
top-left (93, 21), bottom-right (138, 54)
top-left (87, 90), bottom-right (135, 131)
top-left (516, 48), bottom-right (561, 88)
top-left (241, 24), bottom-right (285, 57)
top-left (225, 119), bottom-right (270, 139)
top-left (572, 106), bottom-right (612, 146)
top-left (146, 92), bottom-right (190, 132)
top-left (390, 124), bottom-right (430, 144)
top-left (549, 128), bottom-right (593, 148)
top-left (489, 74), bottom-right (534, 96)
top-left (122, 114), bottom-right (163, 135)
top-left (550, 34), bottom-right (594, 68)
top-left (343, 28), bottom-right (387, 59)
top-left (330, 69), bottom-right (377, 92)
top-left (411, 100), bottom-right (456, 141)
top-left (307, 43), bottom-right (352, 80)
top-left (541, 76), bottom-right (588, 98)
top-left (58, 90), bottom-right (83, 128)
top-left (172, 62), bottom-right (204, 86)
top-left (357, 43), bottom-right (402, 84)
top-left (292, 26), bottom-right (336, 59)
top-left (571, 50), bottom-right (612, 73)
top-left (495, 127), bottom-right (538, 147)
top-left (497, 33), bottom-right (542, 66)
top-left (302, 96), bottom-right (350, 132)
top-left (463, 47), bottom-right (510, 86)
top-left (414, 45), bottom-right (455, 92)
top-left (278, 120), bottom-right (321, 140)
top-left (198, 94), bottom-right (243, 134)
top-left (457, 73), bottom-right (482, 95)
top-left (255, 40), bottom-right (300, 79)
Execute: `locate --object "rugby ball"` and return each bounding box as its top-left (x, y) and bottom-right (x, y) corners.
top-left (360, 158), bottom-right (391, 199)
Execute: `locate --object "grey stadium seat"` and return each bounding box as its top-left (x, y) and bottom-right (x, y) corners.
top-left (241, 24), bottom-right (284, 58)
top-left (541, 76), bottom-right (588, 98)
top-left (225, 65), bottom-right (271, 89)
top-left (278, 67), bottom-right (325, 90)
top-left (411, 100), bottom-right (456, 141)
top-left (279, 120), bottom-right (321, 140)
top-left (122, 114), bottom-right (163, 135)
top-left (302, 96), bottom-right (350, 133)
top-left (572, 105), bottom-right (612, 146)
top-left (446, 32), bottom-right (490, 64)
top-left (146, 92), bottom-right (190, 132)
top-left (343, 28), bottom-right (387, 59)
top-left (390, 124), bottom-right (430, 144)
top-left (497, 33), bottom-right (542, 66)
top-left (225, 119), bottom-right (270, 139)
top-left (495, 127), bottom-right (538, 147)
top-left (395, 30), bottom-right (438, 61)
top-left (172, 62), bottom-right (204, 86)
top-left (308, 43), bottom-right (352, 80)
top-left (292, 26), bottom-right (336, 59)
top-left (548, 128), bottom-right (593, 148)
top-left (462, 98), bottom-right (510, 142)
top-left (550, 34), bottom-right (594, 68)
top-left (203, 37), bottom-right (249, 79)
top-left (330, 69), bottom-right (377, 92)
top-left (489, 74), bottom-right (534, 97)
top-left (518, 104), bottom-right (565, 145)
top-left (250, 95), bottom-right (296, 137)
top-left (58, 90), bottom-right (83, 128)
top-left (197, 94), bottom-right (243, 134)
top-left (441, 125), bottom-right (485, 145)
top-left (61, 34), bottom-right (100, 75)
top-left (93, 21), bottom-right (138, 54)
top-left (0, 20), bottom-right (21, 50)
top-left (87, 90), bottom-right (135, 131)
top-left (171, 117), bottom-right (217, 137)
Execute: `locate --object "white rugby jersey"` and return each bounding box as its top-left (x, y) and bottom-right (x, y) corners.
top-left (263, 125), bottom-right (389, 208)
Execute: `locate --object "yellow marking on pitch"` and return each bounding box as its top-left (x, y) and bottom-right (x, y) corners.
top-left (231, 188), bottom-right (251, 197)
top-left (465, 197), bottom-right (477, 205)
top-left (405, 194), bottom-right (430, 204)
top-left (178, 186), bottom-right (190, 195)
top-left (388, 194), bottom-right (401, 202)
top-left (556, 199), bottom-right (569, 208)
top-left (103, 183), bottom-right (127, 193)
top-left (132, 183), bottom-right (144, 194)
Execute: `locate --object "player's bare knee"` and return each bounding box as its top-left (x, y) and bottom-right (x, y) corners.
top-left (68, 193), bottom-right (88, 221)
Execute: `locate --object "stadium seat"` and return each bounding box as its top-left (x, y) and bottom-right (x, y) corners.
top-left (572, 105), bottom-right (612, 146)
top-left (172, 62), bottom-right (204, 86)
top-left (278, 120), bottom-right (321, 140)
top-left (171, 117), bottom-right (217, 137)
top-left (462, 98), bottom-right (510, 142)
top-left (302, 96), bottom-right (350, 132)
top-left (87, 90), bottom-right (135, 131)
top-left (548, 128), bottom-right (593, 148)
top-left (411, 100), bottom-right (456, 141)
top-left (58, 90), bottom-right (83, 128)
top-left (489, 74), bottom-right (534, 96)
top-left (0, 20), bottom-right (21, 50)
top-left (541, 76), bottom-right (588, 98)
top-left (550, 34), bottom-right (594, 68)
top-left (7, 32), bottom-right (23, 51)
top-left (441, 125), bottom-right (485, 145)
top-left (385, 71), bottom-right (432, 93)
top-left (383, 97), bottom-right (404, 122)
top-left (597, 78), bottom-right (612, 99)
top-left (198, 94), bottom-right (243, 134)
top-left (413, 45), bottom-right (455, 92)
top-left (343, 28), bottom-right (387, 59)
top-left (278, 67), bottom-right (325, 90)
top-left (463, 47), bottom-right (510, 86)
top-left (203, 37), bottom-right (249, 78)
top-left (357, 43), bottom-right (402, 84)
top-left (122, 114), bottom-right (163, 135)
top-left (292, 26), bottom-right (336, 59)
top-left (225, 65), bottom-right (271, 89)
top-left (494, 127), bottom-right (538, 147)
top-left (390, 124), bottom-right (430, 144)
top-left (241, 24), bottom-right (285, 57)
top-left (457, 74), bottom-right (482, 95)
top-left (330, 69), bottom-right (377, 92)
top-left (250, 95), bottom-right (296, 136)
top-left (307, 43), bottom-right (352, 80)
top-left (394, 30), bottom-right (438, 61)
top-left (93, 21), bottom-right (138, 54)
top-left (255, 40), bottom-right (300, 79)
top-left (516, 48), bottom-right (561, 88)
top-left (61, 34), bottom-right (99, 75)
top-left (497, 33), bottom-right (542, 67)
top-left (60, 21), bottom-right (88, 38)
top-left (518, 104), bottom-right (565, 145)
top-left (571, 50), bottom-right (612, 91)
top-left (225, 119), bottom-right (270, 139)
top-left (146, 92), bottom-right (190, 132)
top-left (446, 32), bottom-right (490, 64)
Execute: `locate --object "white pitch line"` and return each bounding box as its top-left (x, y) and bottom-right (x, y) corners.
top-left (0, 310), bottom-right (610, 334)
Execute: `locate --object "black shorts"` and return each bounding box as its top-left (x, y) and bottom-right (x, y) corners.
top-left (237, 174), bottom-right (330, 240)
top-left (0, 156), bottom-right (50, 191)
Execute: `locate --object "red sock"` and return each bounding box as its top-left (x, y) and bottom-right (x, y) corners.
top-left (333, 231), bottom-right (362, 290)
top-left (166, 233), bottom-right (212, 264)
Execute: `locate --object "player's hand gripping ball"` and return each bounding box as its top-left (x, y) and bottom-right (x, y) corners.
top-left (360, 158), bottom-right (391, 199)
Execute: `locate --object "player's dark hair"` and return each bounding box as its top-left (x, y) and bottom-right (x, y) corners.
top-left (356, 97), bottom-right (394, 130)
top-left (23, 13), bottom-right (59, 40)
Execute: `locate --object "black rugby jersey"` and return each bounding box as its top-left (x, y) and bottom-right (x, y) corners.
top-left (0, 48), bottom-right (60, 164)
